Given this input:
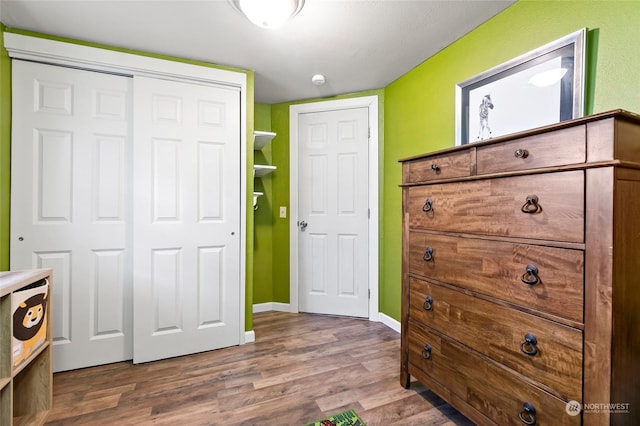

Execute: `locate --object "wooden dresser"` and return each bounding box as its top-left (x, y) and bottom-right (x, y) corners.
top-left (400, 110), bottom-right (640, 425)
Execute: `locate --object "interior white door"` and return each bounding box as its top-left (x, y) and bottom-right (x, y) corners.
top-left (10, 60), bottom-right (133, 372)
top-left (132, 76), bottom-right (241, 363)
top-left (297, 107), bottom-right (369, 317)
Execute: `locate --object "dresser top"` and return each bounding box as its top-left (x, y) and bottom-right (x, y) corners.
top-left (399, 109), bottom-right (640, 163)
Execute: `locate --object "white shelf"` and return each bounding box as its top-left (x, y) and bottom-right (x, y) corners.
top-left (253, 192), bottom-right (263, 208)
top-left (254, 131), bottom-right (276, 150)
top-left (254, 165), bottom-right (277, 177)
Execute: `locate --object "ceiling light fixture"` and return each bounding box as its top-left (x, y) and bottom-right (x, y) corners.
top-left (229, 0), bottom-right (305, 29)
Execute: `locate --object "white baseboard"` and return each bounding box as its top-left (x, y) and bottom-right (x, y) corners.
top-left (378, 312), bottom-right (401, 334)
top-left (253, 302), bottom-right (292, 313)
top-left (244, 330), bottom-right (255, 344)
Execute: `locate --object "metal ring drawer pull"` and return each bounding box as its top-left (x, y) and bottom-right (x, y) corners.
top-left (422, 198), bottom-right (433, 212)
top-left (431, 163), bottom-right (440, 172)
top-left (514, 149), bottom-right (529, 159)
top-left (421, 344), bottom-right (432, 360)
top-left (521, 195), bottom-right (542, 214)
top-left (423, 247), bottom-right (434, 262)
top-left (520, 264), bottom-right (539, 285)
top-left (520, 333), bottom-right (538, 356)
top-left (423, 295), bottom-right (433, 311)
top-left (518, 402), bottom-right (537, 425)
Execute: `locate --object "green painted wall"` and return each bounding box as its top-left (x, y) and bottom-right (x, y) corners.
top-left (269, 103), bottom-right (292, 303)
top-left (253, 103), bottom-right (275, 304)
top-left (269, 90), bottom-right (385, 304)
top-left (382, 0), bottom-right (640, 320)
top-left (0, 27), bottom-right (257, 330)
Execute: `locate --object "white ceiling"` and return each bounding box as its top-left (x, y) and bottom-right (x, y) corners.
top-left (0, 0), bottom-right (516, 104)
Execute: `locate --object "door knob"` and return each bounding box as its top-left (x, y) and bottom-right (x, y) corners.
top-left (297, 220), bottom-right (308, 231)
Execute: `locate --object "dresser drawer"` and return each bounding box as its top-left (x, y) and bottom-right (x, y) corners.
top-left (409, 278), bottom-right (583, 400)
top-left (407, 322), bottom-right (581, 426)
top-left (476, 125), bottom-right (586, 174)
top-left (403, 150), bottom-right (473, 183)
top-left (408, 232), bottom-right (584, 323)
top-left (407, 170), bottom-right (584, 243)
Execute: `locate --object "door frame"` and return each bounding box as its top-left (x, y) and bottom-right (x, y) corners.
top-left (3, 32), bottom-right (250, 344)
top-left (289, 96), bottom-right (379, 320)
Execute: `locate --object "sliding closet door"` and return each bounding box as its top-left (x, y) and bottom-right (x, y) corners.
top-left (11, 61), bottom-right (243, 370)
top-left (10, 60), bottom-right (133, 371)
top-left (132, 77), bottom-right (241, 363)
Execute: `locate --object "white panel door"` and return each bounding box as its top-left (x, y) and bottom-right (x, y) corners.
top-left (297, 108), bottom-right (369, 317)
top-left (10, 60), bottom-right (133, 372)
top-left (132, 76), bottom-right (240, 363)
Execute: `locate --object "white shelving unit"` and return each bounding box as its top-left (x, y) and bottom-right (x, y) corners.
top-left (253, 131), bottom-right (277, 209)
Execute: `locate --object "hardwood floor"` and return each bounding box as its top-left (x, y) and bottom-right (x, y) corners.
top-left (45, 312), bottom-right (472, 425)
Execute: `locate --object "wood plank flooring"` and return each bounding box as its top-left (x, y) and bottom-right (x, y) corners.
top-left (45, 312), bottom-right (472, 425)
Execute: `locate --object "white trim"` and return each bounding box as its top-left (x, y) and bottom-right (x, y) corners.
top-left (378, 312), bottom-right (401, 334)
top-left (289, 96), bottom-right (380, 320)
top-left (3, 33), bottom-right (246, 87)
top-left (244, 330), bottom-right (256, 344)
top-left (253, 302), bottom-right (292, 313)
top-left (4, 32), bottom-right (249, 346)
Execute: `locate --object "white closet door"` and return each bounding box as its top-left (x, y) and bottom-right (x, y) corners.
top-left (132, 76), bottom-right (241, 363)
top-left (10, 60), bottom-right (133, 372)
